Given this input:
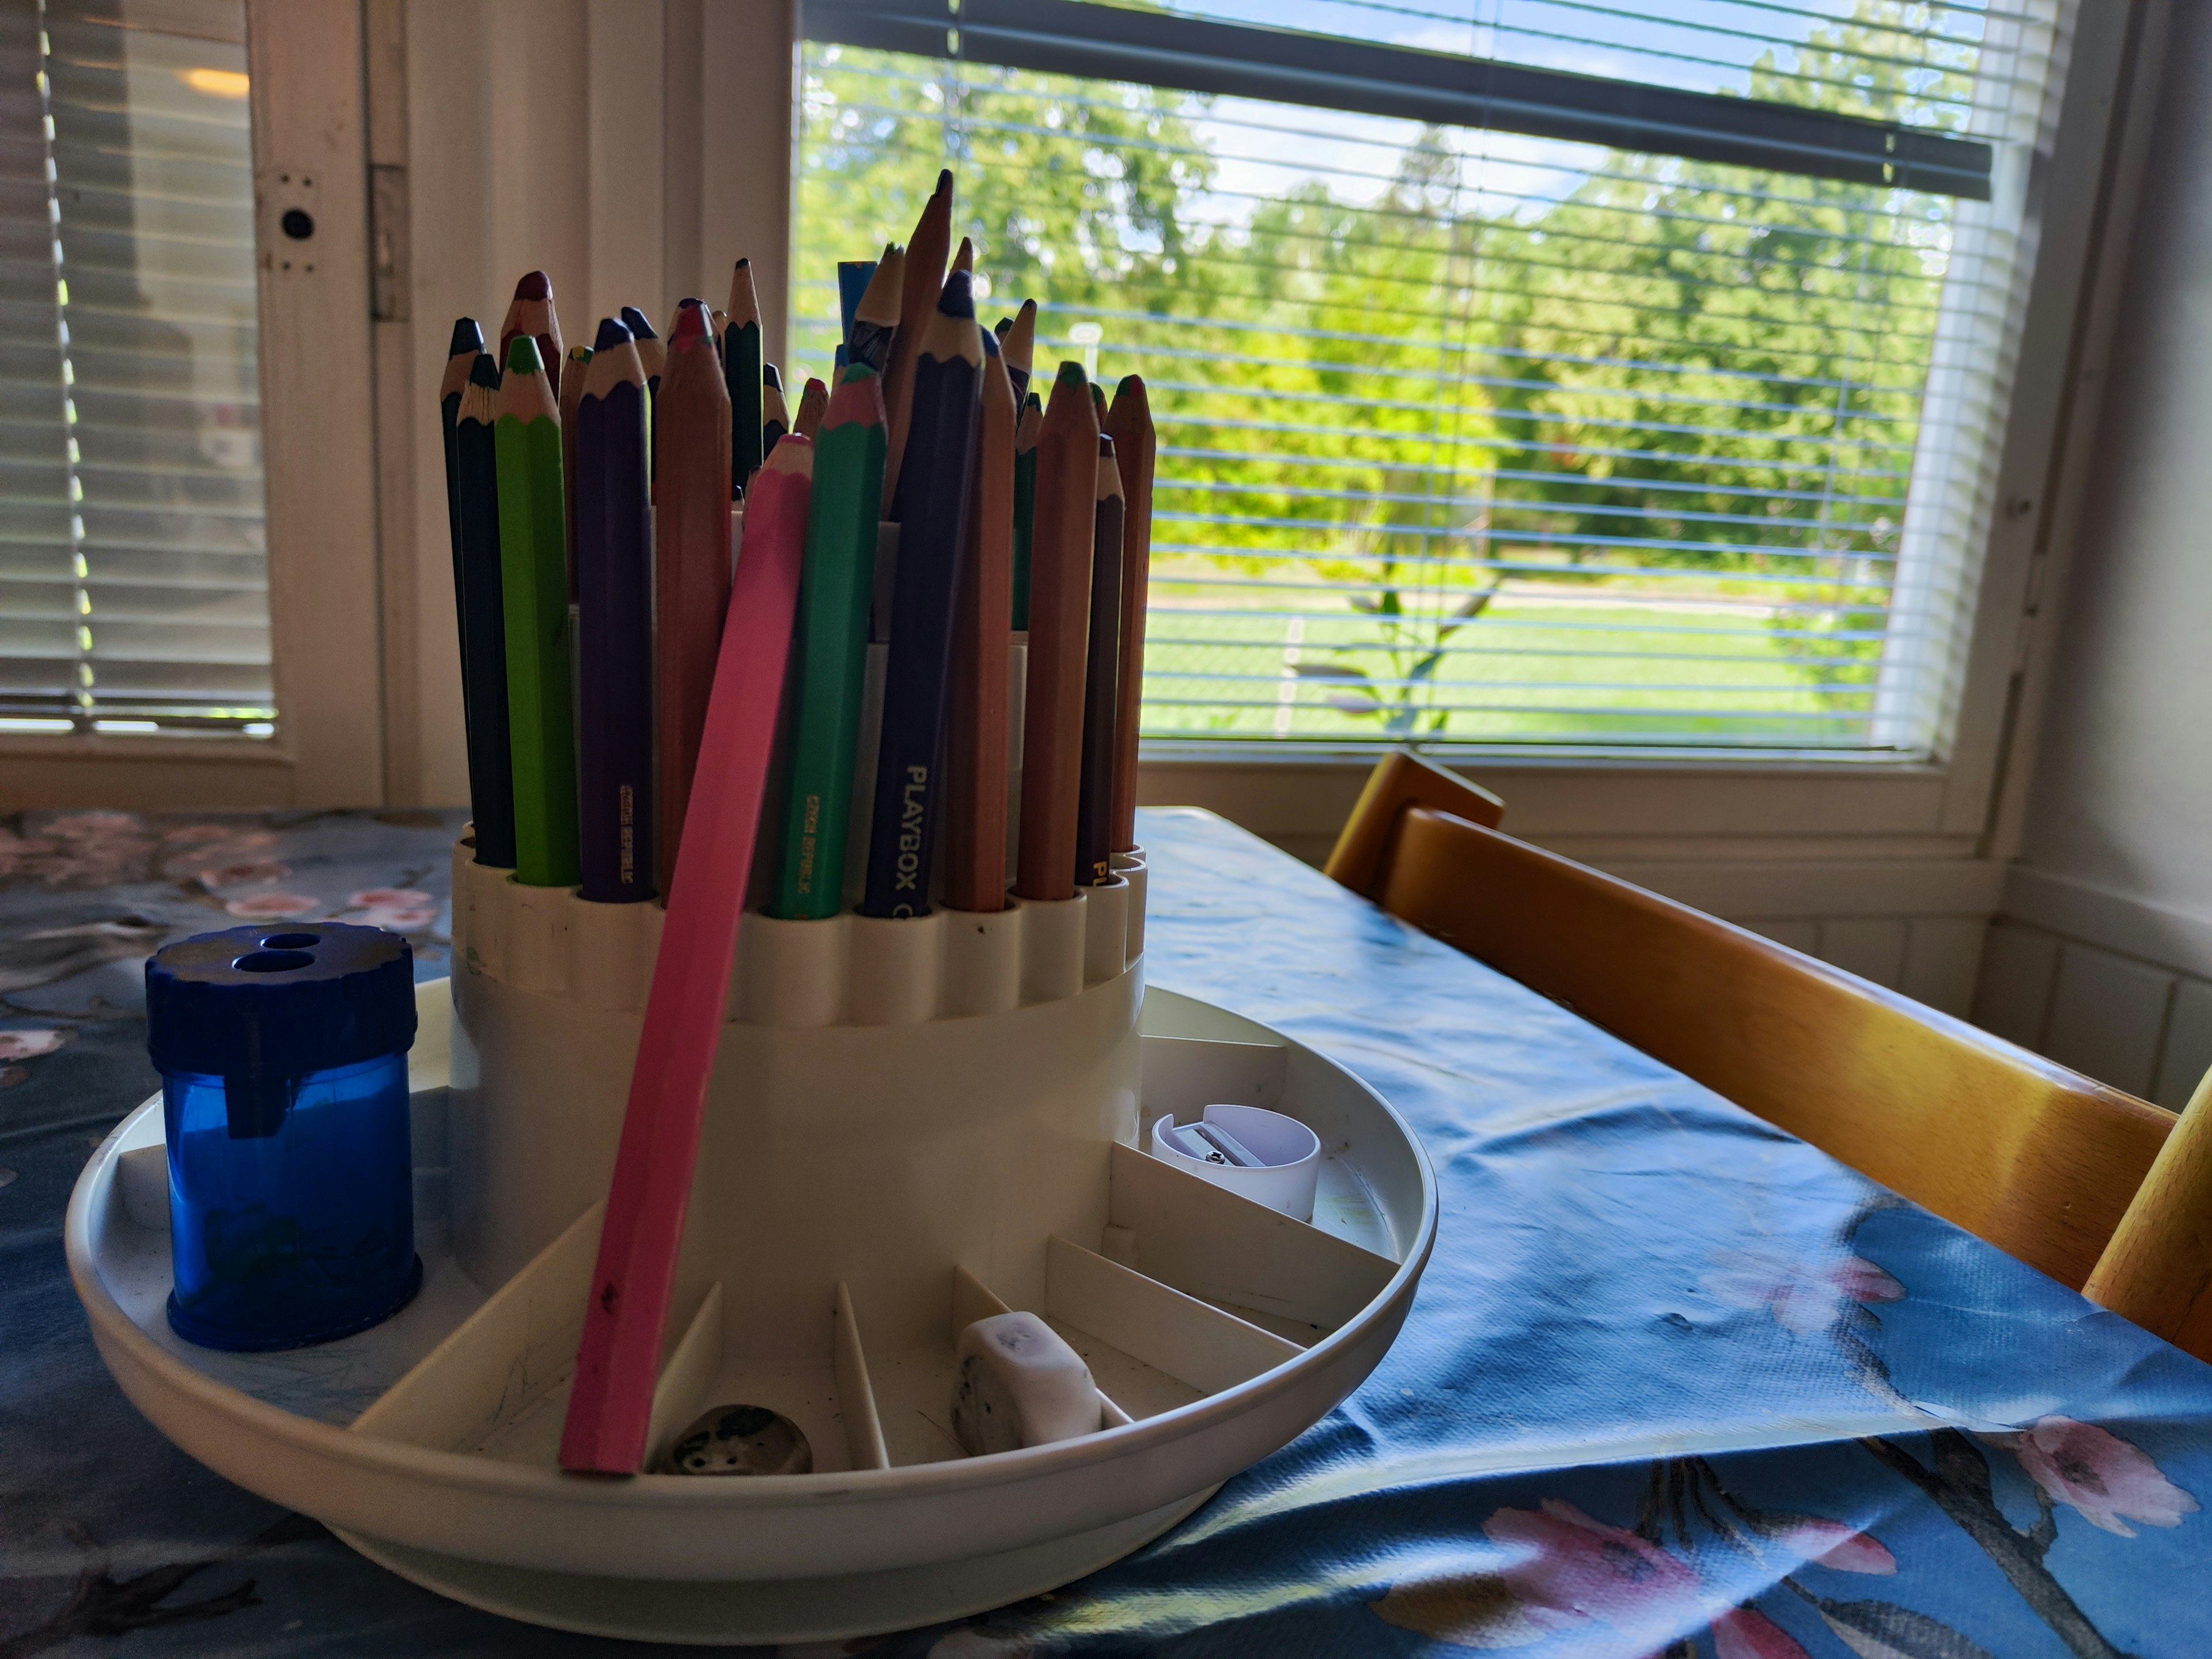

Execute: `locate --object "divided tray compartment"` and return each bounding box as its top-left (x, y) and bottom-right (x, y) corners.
top-left (69, 969), bottom-right (1435, 1646)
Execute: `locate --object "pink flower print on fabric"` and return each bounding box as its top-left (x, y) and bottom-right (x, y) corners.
top-left (0, 1029), bottom-right (67, 1061)
top-left (195, 859), bottom-right (291, 891)
top-left (1771, 1514), bottom-right (1895, 1574)
top-left (351, 889), bottom-right (436, 931)
top-left (1711, 1606), bottom-right (1813, 1659)
top-left (224, 893), bottom-right (320, 920)
top-left (1483, 1499), bottom-right (1705, 1649)
top-left (1993, 1416), bottom-right (2200, 1537)
top-left (1702, 1249), bottom-right (1903, 1335)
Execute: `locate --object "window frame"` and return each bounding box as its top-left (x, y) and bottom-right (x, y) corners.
top-left (0, 0), bottom-right (384, 810)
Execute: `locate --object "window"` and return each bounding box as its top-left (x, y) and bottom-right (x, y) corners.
top-left (794, 0), bottom-right (2069, 759)
top-left (0, 0), bottom-right (269, 738)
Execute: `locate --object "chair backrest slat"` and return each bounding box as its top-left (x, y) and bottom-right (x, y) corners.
top-left (1369, 801), bottom-right (2174, 1290)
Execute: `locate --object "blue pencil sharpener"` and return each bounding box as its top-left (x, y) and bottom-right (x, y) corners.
top-left (146, 922), bottom-right (421, 1351)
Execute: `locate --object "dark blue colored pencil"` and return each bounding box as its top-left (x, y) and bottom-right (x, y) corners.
top-left (454, 352), bottom-right (517, 868)
top-left (861, 271), bottom-right (983, 918)
top-left (440, 317), bottom-right (482, 732)
top-left (1074, 433), bottom-right (1126, 886)
top-left (574, 319), bottom-right (657, 903)
top-left (838, 259), bottom-right (876, 370)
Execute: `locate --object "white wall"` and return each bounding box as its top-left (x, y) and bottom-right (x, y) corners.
top-left (1974, 0), bottom-right (2212, 1108)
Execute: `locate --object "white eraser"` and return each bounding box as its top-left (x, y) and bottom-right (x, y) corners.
top-left (952, 1312), bottom-right (1098, 1455)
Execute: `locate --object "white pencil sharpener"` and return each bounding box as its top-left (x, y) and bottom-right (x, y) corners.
top-left (1150, 1103), bottom-right (1322, 1221)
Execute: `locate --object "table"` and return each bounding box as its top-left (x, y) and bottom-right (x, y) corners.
top-left (2, 805), bottom-right (2206, 1658)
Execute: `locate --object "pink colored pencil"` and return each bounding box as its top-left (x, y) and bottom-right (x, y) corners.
top-left (559, 435), bottom-right (814, 1475)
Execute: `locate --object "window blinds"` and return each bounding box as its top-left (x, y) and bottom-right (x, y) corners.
top-left (796, 1), bottom-right (2069, 756)
top-left (0, 0), bottom-right (269, 737)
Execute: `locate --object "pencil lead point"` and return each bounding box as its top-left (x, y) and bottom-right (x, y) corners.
top-left (448, 317), bottom-right (483, 355)
top-left (763, 362), bottom-right (782, 391)
top-left (619, 305), bottom-right (657, 342)
top-left (1055, 359), bottom-right (1086, 386)
top-left (981, 326), bottom-right (1001, 358)
top-left (671, 300), bottom-right (711, 344)
top-left (468, 351), bottom-right (501, 388)
top-left (505, 335), bottom-right (544, 375)
top-left (514, 270), bottom-right (551, 301)
top-left (936, 168), bottom-right (953, 195)
top-left (937, 269), bottom-right (976, 320)
top-left (592, 317), bottom-right (632, 352)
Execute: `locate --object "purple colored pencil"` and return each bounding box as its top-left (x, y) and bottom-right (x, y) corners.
top-left (574, 317), bottom-right (656, 902)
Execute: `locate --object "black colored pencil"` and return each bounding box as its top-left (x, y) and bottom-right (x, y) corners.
top-left (574, 318), bottom-right (656, 904)
top-left (440, 317), bottom-right (482, 729)
top-left (861, 271), bottom-right (983, 918)
top-left (1074, 433), bottom-right (1125, 886)
top-left (454, 352), bottom-right (517, 868)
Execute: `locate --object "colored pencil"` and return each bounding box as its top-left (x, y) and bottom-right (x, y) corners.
top-left (574, 319), bottom-right (656, 904)
top-left (1011, 393), bottom-right (1041, 629)
top-left (793, 376), bottom-right (828, 440)
top-left (772, 366), bottom-right (887, 920)
top-left (654, 298), bottom-right (734, 889)
top-left (560, 343), bottom-right (592, 602)
top-left (1104, 374), bottom-right (1156, 853)
top-left (495, 335), bottom-right (578, 888)
top-left (560, 436), bottom-right (810, 1476)
top-left (1090, 380), bottom-right (1107, 415)
top-left (454, 351), bottom-right (516, 869)
top-left (497, 270), bottom-right (565, 400)
top-left (951, 235), bottom-right (974, 275)
top-left (862, 271), bottom-right (983, 918)
top-left (438, 317), bottom-right (482, 728)
top-left (944, 328), bottom-right (1016, 913)
top-left (849, 245), bottom-right (903, 376)
top-left (1001, 300), bottom-right (1036, 402)
top-left (762, 366), bottom-right (790, 457)
top-left (837, 259), bottom-right (876, 368)
top-left (1014, 362), bottom-right (1100, 903)
top-left (622, 306), bottom-right (662, 393)
top-left (883, 170), bottom-right (952, 507)
top-left (1075, 433), bottom-right (1124, 887)
top-left (723, 260), bottom-right (763, 494)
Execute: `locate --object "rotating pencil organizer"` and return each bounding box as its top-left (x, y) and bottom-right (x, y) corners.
top-left (70, 855), bottom-right (1436, 1645)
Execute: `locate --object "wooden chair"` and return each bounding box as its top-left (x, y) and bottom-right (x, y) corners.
top-left (1327, 751), bottom-right (2212, 1360)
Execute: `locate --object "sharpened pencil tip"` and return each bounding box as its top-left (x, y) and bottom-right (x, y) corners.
top-left (838, 361), bottom-right (880, 384)
top-left (448, 316), bottom-right (483, 355)
top-left (505, 335), bottom-right (544, 374)
top-left (735, 256), bottom-right (751, 270)
top-left (764, 362), bottom-right (782, 391)
top-left (936, 168), bottom-right (953, 195)
top-left (1055, 360), bottom-right (1086, 386)
top-left (514, 270), bottom-right (551, 301)
top-left (937, 270), bottom-right (975, 321)
top-left (672, 300), bottom-right (711, 344)
top-left (620, 305), bottom-right (657, 342)
top-left (468, 351), bottom-right (501, 388)
top-left (995, 317), bottom-right (1014, 337)
top-left (593, 317), bottom-right (633, 351)
top-left (1118, 373), bottom-right (1145, 395)
top-left (982, 326), bottom-right (1001, 358)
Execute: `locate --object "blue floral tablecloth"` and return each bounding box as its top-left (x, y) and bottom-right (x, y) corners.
top-left (1, 805), bottom-right (2205, 1658)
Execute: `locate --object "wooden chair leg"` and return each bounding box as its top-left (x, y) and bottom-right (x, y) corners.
top-left (2084, 1065), bottom-right (2212, 1361)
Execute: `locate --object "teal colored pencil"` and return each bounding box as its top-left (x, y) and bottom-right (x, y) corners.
top-left (724, 259), bottom-right (763, 494)
top-left (495, 334), bottom-right (579, 887)
top-left (1011, 392), bottom-right (1041, 628)
top-left (772, 365), bottom-right (888, 919)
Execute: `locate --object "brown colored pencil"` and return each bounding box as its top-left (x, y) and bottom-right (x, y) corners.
top-left (951, 236), bottom-right (974, 275)
top-left (1001, 299), bottom-right (1036, 401)
top-left (1015, 361), bottom-right (1102, 903)
top-left (793, 376), bottom-right (828, 440)
top-left (498, 270), bottom-right (565, 401)
top-left (1103, 374), bottom-right (1154, 853)
top-left (849, 244), bottom-right (903, 376)
top-left (883, 169), bottom-right (952, 507)
top-left (945, 329), bottom-right (1017, 912)
top-left (653, 298), bottom-right (734, 890)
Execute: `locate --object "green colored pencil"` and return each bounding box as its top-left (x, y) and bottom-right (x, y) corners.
top-left (724, 259), bottom-right (763, 495)
top-left (772, 363), bottom-right (888, 919)
top-left (1011, 392), bottom-right (1041, 629)
top-left (496, 334), bottom-right (579, 887)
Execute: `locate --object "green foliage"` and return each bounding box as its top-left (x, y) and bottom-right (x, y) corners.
top-left (794, 1), bottom-right (1979, 746)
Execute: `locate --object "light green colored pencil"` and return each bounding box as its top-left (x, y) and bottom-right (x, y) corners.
top-left (496, 333), bottom-right (579, 887)
top-left (772, 363), bottom-right (887, 919)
